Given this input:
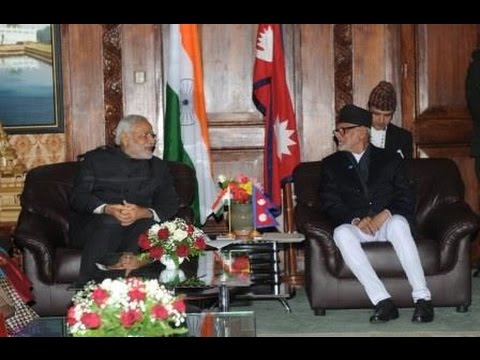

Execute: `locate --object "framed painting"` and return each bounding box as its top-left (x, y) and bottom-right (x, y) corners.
top-left (0, 24), bottom-right (63, 134)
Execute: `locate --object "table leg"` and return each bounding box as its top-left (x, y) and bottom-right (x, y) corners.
top-left (277, 298), bottom-right (292, 313)
top-left (219, 283), bottom-right (230, 312)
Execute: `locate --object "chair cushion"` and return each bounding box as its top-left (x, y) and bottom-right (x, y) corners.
top-left (53, 248), bottom-right (81, 283)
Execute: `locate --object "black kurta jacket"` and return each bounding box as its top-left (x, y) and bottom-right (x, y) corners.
top-left (319, 145), bottom-right (416, 231)
top-left (385, 124), bottom-right (413, 159)
top-left (70, 146), bottom-right (179, 223)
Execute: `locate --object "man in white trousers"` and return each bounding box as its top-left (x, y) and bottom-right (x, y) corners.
top-left (319, 104), bottom-right (434, 323)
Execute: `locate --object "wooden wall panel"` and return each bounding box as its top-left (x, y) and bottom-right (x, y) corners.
top-left (353, 24), bottom-right (402, 127)
top-left (64, 24), bottom-right (105, 159)
top-left (299, 24), bottom-right (335, 161)
top-left (200, 24), bottom-right (264, 181)
top-left (61, 24), bottom-right (73, 161)
top-left (416, 24), bottom-right (476, 145)
top-left (121, 24), bottom-right (159, 138)
top-left (417, 25), bottom-right (475, 118)
top-left (402, 24), bottom-right (480, 218)
top-left (202, 24), bottom-right (258, 121)
top-left (211, 149), bottom-right (263, 185)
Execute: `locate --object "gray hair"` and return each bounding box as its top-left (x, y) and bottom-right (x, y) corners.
top-left (114, 114), bottom-right (148, 145)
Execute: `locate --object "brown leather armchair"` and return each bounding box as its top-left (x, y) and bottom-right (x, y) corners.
top-left (294, 158), bottom-right (480, 315)
top-left (12, 160), bottom-right (195, 316)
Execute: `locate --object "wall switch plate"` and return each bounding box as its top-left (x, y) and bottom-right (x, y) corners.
top-left (134, 71), bottom-right (146, 84)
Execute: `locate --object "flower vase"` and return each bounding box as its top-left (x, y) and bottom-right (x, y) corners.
top-left (159, 269), bottom-right (186, 284)
top-left (230, 202), bottom-right (254, 239)
top-left (160, 255), bottom-right (184, 270)
top-left (159, 255), bottom-right (185, 284)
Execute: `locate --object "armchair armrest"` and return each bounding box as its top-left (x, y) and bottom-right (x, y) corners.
top-left (421, 201), bottom-right (480, 269)
top-left (299, 211), bottom-right (342, 274)
top-left (13, 212), bottom-right (64, 283)
top-left (303, 222), bottom-right (338, 254)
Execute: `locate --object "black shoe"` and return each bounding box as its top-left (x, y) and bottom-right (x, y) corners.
top-left (370, 298), bottom-right (399, 323)
top-left (412, 299), bottom-right (434, 323)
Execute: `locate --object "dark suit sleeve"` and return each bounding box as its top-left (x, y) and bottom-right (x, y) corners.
top-left (151, 163), bottom-right (180, 222)
top-left (402, 130), bottom-right (413, 159)
top-left (388, 125), bottom-right (413, 159)
top-left (319, 163), bottom-right (359, 226)
top-left (70, 154), bottom-right (104, 214)
top-left (387, 158), bottom-right (415, 220)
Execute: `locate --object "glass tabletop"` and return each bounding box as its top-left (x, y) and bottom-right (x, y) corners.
top-left (185, 311), bottom-right (256, 337)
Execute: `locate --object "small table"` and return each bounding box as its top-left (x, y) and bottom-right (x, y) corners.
top-left (196, 250), bottom-right (252, 312)
top-left (261, 232), bottom-right (305, 287)
top-left (207, 233), bottom-right (305, 313)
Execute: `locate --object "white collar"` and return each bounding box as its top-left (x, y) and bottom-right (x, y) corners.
top-left (352, 150), bottom-right (366, 163)
top-left (370, 127), bottom-right (387, 148)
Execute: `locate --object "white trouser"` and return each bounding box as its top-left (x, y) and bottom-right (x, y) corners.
top-left (333, 214), bottom-right (431, 306)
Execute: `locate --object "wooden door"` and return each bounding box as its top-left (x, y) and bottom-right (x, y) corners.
top-left (401, 24), bottom-right (480, 262)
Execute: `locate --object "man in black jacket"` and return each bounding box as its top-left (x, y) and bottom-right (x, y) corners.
top-left (69, 114), bottom-right (179, 283)
top-left (320, 104), bottom-right (433, 323)
top-left (368, 81), bottom-right (413, 159)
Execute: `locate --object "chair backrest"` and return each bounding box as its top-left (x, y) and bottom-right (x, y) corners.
top-left (20, 161), bottom-right (77, 240)
top-left (293, 157), bottom-right (466, 230)
top-left (404, 158), bottom-right (465, 228)
top-left (18, 159), bottom-right (196, 247)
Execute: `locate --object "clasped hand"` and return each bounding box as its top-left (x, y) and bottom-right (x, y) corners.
top-left (105, 200), bottom-right (151, 226)
top-left (356, 209), bottom-right (391, 235)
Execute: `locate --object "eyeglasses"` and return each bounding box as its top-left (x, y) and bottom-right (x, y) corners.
top-left (333, 125), bottom-right (361, 136)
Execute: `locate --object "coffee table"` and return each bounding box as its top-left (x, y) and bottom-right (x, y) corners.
top-left (68, 250), bottom-right (251, 313)
top-left (207, 233), bottom-right (305, 312)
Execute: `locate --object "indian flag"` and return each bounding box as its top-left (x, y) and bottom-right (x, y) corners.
top-left (163, 24), bottom-right (216, 225)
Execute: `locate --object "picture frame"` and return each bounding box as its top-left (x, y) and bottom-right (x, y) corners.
top-left (0, 24), bottom-right (63, 134)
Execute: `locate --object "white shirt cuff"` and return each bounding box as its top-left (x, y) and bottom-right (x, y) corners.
top-left (94, 204), bottom-right (107, 214)
top-left (149, 208), bottom-right (160, 222)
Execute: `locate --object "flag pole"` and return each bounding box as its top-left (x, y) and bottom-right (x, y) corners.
top-left (226, 185), bottom-right (235, 238)
top-left (251, 184), bottom-right (261, 240)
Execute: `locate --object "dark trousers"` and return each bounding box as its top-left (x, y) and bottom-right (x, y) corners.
top-left (71, 214), bottom-right (156, 282)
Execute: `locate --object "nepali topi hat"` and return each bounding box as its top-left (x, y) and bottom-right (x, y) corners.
top-left (338, 104), bottom-right (372, 127)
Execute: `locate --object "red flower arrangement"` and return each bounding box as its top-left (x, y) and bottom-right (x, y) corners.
top-left (217, 174), bottom-right (256, 204)
top-left (137, 217), bottom-right (207, 266)
top-left (67, 277), bottom-right (188, 337)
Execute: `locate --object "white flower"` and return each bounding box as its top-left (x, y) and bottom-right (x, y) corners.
top-left (149, 223), bottom-right (161, 234)
top-left (172, 229), bottom-right (188, 241)
top-left (165, 221), bottom-right (177, 233)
